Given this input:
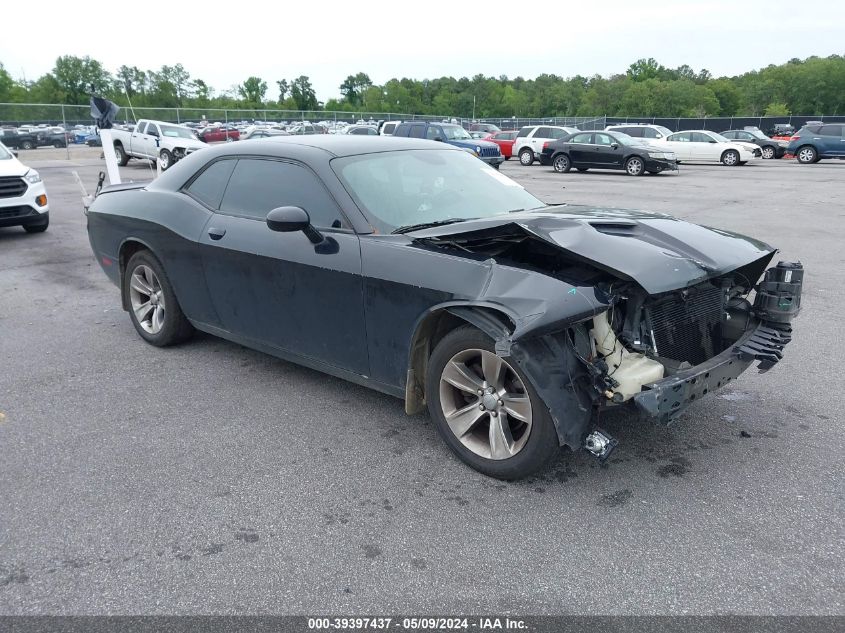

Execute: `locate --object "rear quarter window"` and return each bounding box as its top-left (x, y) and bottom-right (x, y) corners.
top-left (184, 159), bottom-right (237, 209)
top-left (516, 127), bottom-right (531, 138)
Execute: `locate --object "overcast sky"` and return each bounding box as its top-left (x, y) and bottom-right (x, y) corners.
top-left (2, 0), bottom-right (843, 101)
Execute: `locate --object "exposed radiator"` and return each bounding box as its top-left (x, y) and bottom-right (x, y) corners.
top-left (646, 284), bottom-right (724, 365)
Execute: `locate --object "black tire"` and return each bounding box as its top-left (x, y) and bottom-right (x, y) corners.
top-left (721, 149), bottom-right (740, 166)
top-left (761, 145), bottom-right (776, 159)
top-left (624, 156), bottom-right (646, 176)
top-left (21, 140), bottom-right (35, 150)
top-left (123, 250), bottom-right (194, 347)
top-left (23, 217), bottom-right (49, 233)
top-left (518, 148), bottom-right (534, 166)
top-left (552, 153), bottom-right (571, 173)
top-left (159, 149), bottom-right (173, 171)
top-left (796, 145), bottom-right (817, 164)
top-left (492, 163), bottom-right (500, 170)
top-left (114, 143), bottom-right (130, 166)
top-left (53, 141), bottom-right (63, 148)
top-left (425, 325), bottom-right (559, 480)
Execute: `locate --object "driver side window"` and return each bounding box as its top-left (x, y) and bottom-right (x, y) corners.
top-left (594, 133), bottom-right (615, 146)
top-left (218, 159), bottom-right (347, 229)
top-left (426, 126), bottom-right (443, 140)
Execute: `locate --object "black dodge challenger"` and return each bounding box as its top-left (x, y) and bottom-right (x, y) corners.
top-left (85, 136), bottom-right (802, 479)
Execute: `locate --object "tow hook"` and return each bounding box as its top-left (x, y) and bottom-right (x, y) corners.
top-left (584, 429), bottom-right (617, 460)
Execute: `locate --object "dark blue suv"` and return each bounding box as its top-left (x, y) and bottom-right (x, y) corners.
top-left (393, 122), bottom-right (505, 169)
top-left (787, 123), bottom-right (845, 164)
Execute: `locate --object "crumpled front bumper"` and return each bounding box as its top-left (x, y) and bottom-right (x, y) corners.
top-left (633, 320), bottom-right (793, 422)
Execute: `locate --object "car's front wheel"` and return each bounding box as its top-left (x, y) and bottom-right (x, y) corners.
top-left (625, 156), bottom-right (645, 176)
top-left (721, 149), bottom-right (740, 166)
top-left (158, 149), bottom-right (174, 171)
top-left (426, 326), bottom-right (559, 479)
top-left (518, 148), bottom-right (534, 166)
top-left (552, 154), bottom-right (571, 173)
top-left (796, 145), bottom-right (817, 164)
top-left (23, 216), bottom-right (49, 233)
top-left (124, 251), bottom-right (193, 347)
top-left (761, 146), bottom-right (776, 159)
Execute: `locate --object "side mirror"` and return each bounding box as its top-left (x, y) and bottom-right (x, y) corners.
top-left (266, 206), bottom-right (324, 244)
top-left (611, 142), bottom-right (619, 149)
top-left (433, 137), bottom-right (444, 142)
top-left (709, 139), bottom-right (717, 143)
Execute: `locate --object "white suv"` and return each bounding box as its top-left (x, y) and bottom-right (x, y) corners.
top-left (513, 125), bottom-right (579, 165)
top-left (605, 123), bottom-right (674, 140)
top-left (0, 142), bottom-right (49, 233)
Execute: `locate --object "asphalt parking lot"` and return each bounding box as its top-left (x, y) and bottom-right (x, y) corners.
top-left (1, 148), bottom-right (843, 615)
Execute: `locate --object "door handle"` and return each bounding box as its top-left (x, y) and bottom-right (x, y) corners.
top-left (208, 227), bottom-right (226, 240)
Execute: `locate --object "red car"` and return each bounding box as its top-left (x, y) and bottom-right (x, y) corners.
top-left (198, 126), bottom-right (239, 143)
top-left (487, 130), bottom-right (518, 159)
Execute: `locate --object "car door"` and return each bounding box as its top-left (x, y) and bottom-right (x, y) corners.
top-left (689, 132), bottom-right (718, 160)
top-left (530, 127), bottom-right (551, 153)
top-left (818, 125), bottom-right (844, 156)
top-left (664, 132), bottom-right (693, 160)
top-left (130, 122), bottom-right (147, 156)
top-left (592, 132), bottom-right (625, 167)
top-left (566, 133), bottom-right (594, 165)
top-left (142, 122), bottom-right (161, 158)
top-left (197, 157), bottom-right (369, 375)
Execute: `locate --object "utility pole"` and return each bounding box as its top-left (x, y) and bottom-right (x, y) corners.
top-left (472, 95), bottom-right (476, 122)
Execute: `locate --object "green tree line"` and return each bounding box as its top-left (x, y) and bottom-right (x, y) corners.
top-left (1, 54), bottom-right (843, 118)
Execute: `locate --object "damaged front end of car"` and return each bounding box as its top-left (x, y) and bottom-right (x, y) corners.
top-left (411, 209), bottom-right (803, 460)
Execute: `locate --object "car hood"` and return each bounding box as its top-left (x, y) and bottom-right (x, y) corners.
top-left (0, 156), bottom-right (28, 177)
top-left (410, 205), bottom-right (775, 295)
top-left (163, 137), bottom-right (207, 149)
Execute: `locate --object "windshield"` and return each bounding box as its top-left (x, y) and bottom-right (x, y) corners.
top-left (0, 143), bottom-right (12, 160)
top-left (441, 125), bottom-right (472, 140)
top-left (332, 149), bottom-right (544, 234)
top-left (655, 126), bottom-right (673, 136)
top-left (161, 125), bottom-right (196, 139)
top-left (709, 132), bottom-right (731, 143)
top-left (747, 129), bottom-right (767, 139)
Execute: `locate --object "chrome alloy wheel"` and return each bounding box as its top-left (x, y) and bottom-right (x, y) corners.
top-left (798, 147), bottom-right (816, 163)
top-left (129, 265), bottom-right (166, 334)
top-left (626, 156), bottom-right (644, 175)
top-left (723, 150), bottom-right (739, 165)
top-left (438, 348), bottom-right (533, 460)
top-left (761, 146), bottom-right (775, 159)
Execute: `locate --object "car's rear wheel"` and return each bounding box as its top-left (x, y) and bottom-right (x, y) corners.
top-left (426, 326), bottom-right (558, 480)
top-left (124, 251), bottom-right (193, 347)
top-left (53, 141), bottom-right (63, 148)
top-left (21, 140), bottom-right (35, 150)
top-left (114, 143), bottom-right (130, 166)
top-left (721, 149), bottom-right (740, 166)
top-left (519, 148), bottom-right (534, 166)
top-left (159, 149), bottom-right (173, 171)
top-left (225, 136), bottom-right (234, 143)
top-left (761, 146), bottom-right (776, 159)
top-left (796, 146), bottom-right (817, 164)
top-left (625, 156), bottom-right (645, 176)
top-left (552, 154), bottom-right (571, 173)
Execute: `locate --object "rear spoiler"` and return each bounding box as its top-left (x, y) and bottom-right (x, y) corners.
top-left (76, 170), bottom-right (150, 213)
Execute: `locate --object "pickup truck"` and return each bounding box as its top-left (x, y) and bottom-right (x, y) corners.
top-left (111, 120), bottom-right (207, 171)
top-left (392, 121), bottom-right (505, 168)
